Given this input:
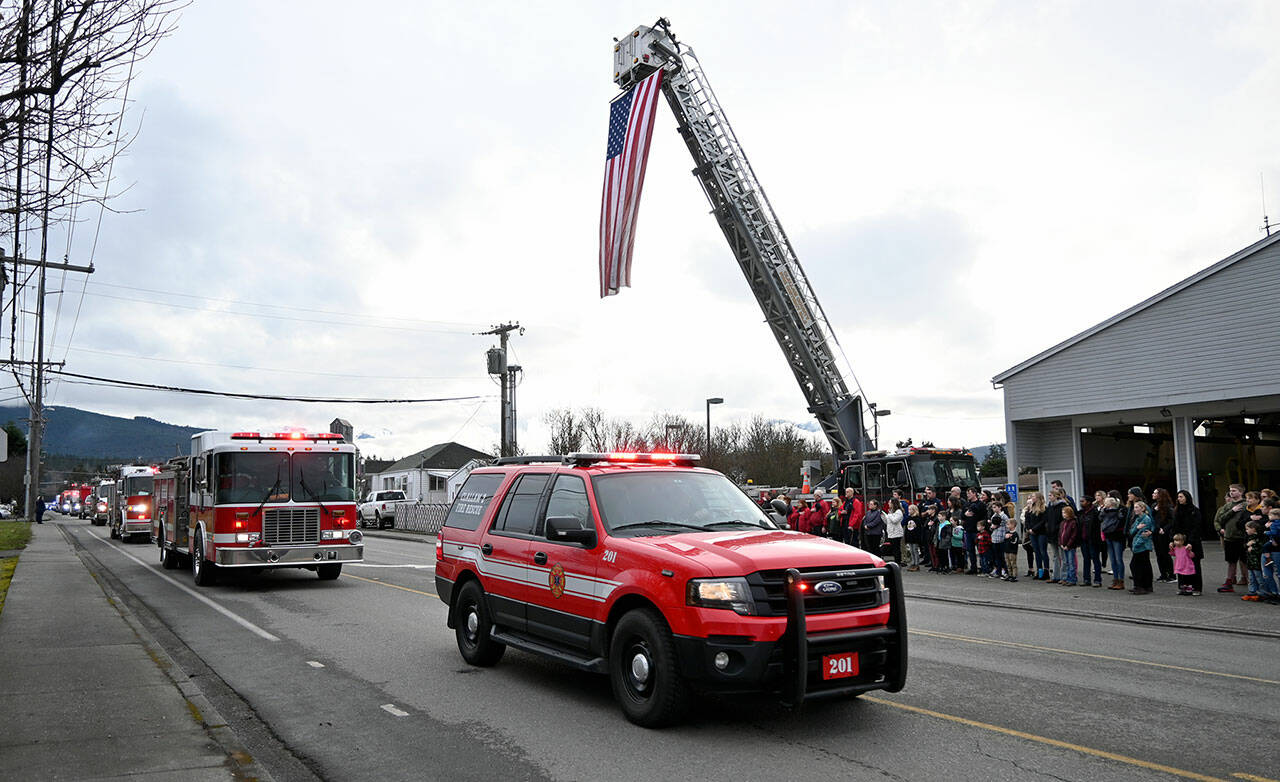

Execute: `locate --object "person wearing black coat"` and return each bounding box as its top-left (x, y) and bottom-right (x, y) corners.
top-left (1045, 490), bottom-right (1068, 582)
top-left (1078, 497), bottom-right (1104, 586)
top-left (1024, 493), bottom-right (1049, 579)
top-left (1172, 490), bottom-right (1204, 595)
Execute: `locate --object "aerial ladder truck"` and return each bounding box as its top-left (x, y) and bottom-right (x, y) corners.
top-left (613, 19), bottom-right (871, 460)
top-left (611, 20), bottom-right (982, 500)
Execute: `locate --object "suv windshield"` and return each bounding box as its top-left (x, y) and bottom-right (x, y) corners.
top-left (591, 471), bottom-right (775, 536)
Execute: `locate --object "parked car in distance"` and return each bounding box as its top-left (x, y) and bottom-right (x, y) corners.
top-left (359, 489), bottom-right (410, 529)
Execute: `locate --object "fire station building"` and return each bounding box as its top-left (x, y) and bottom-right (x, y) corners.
top-left (993, 232), bottom-right (1280, 516)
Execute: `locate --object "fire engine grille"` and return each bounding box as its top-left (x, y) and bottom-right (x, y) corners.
top-left (262, 508), bottom-right (320, 545)
top-left (745, 566), bottom-right (884, 616)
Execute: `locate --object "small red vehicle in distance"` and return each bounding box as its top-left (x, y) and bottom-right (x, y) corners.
top-left (435, 452), bottom-right (907, 727)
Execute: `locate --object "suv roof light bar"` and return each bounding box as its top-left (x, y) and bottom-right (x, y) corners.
top-left (565, 452), bottom-right (702, 467)
top-left (491, 455), bottom-right (567, 466)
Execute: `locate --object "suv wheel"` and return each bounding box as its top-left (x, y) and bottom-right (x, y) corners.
top-left (454, 580), bottom-right (505, 666)
top-left (609, 608), bottom-right (689, 728)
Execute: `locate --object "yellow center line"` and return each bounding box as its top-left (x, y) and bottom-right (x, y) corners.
top-left (346, 573), bottom-right (437, 598)
top-left (911, 628), bottom-right (1280, 686)
top-left (862, 695), bottom-right (1230, 782)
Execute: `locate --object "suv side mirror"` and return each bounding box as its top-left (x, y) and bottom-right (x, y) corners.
top-left (546, 515), bottom-right (597, 548)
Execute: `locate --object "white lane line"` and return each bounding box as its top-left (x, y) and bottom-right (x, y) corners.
top-left (307, 661), bottom-right (325, 668)
top-left (346, 563), bottom-right (435, 570)
top-left (83, 529), bottom-right (281, 643)
top-left (380, 703), bottom-right (409, 717)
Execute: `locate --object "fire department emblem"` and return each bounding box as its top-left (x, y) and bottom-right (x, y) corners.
top-left (549, 564), bottom-right (566, 599)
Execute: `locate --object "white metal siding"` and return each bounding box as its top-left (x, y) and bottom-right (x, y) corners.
top-left (1003, 242), bottom-right (1280, 421)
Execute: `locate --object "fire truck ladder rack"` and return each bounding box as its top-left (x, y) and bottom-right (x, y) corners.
top-left (619, 19), bottom-right (872, 457)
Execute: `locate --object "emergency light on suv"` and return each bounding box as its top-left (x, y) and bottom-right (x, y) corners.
top-left (435, 452), bottom-right (907, 727)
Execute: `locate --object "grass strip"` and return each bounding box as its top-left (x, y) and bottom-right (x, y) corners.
top-left (0, 557), bottom-right (17, 617)
top-left (0, 520), bottom-right (32, 551)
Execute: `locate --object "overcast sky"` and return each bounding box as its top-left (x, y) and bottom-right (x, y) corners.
top-left (14, 0), bottom-right (1280, 461)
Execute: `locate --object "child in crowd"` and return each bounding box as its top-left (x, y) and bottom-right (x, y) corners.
top-left (1003, 515), bottom-right (1020, 582)
top-left (1058, 505), bottom-right (1079, 586)
top-left (935, 512), bottom-right (953, 574)
top-left (950, 511), bottom-right (967, 572)
top-left (904, 504), bottom-right (923, 571)
top-left (989, 502), bottom-right (1009, 578)
top-left (976, 521), bottom-right (992, 576)
top-left (1171, 533), bottom-right (1197, 596)
top-left (989, 508), bottom-right (1007, 578)
top-left (1244, 520), bottom-right (1279, 603)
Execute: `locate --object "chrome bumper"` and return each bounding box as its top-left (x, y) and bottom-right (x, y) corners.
top-left (123, 520), bottom-right (151, 534)
top-left (215, 544), bottom-right (364, 568)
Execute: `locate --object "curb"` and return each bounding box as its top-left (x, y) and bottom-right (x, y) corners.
top-left (905, 591), bottom-right (1280, 640)
top-left (58, 525), bottom-right (277, 782)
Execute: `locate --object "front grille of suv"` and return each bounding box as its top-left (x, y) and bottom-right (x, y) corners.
top-left (745, 566), bottom-right (883, 616)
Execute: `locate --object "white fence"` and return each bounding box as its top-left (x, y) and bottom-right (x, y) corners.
top-left (393, 502), bottom-right (451, 535)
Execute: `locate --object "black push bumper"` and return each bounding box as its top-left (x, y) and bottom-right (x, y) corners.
top-left (673, 562), bottom-right (908, 701)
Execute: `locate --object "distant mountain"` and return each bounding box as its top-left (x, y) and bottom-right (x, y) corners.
top-left (0, 405), bottom-right (206, 461)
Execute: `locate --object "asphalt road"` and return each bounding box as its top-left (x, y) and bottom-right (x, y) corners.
top-left (59, 519), bottom-right (1279, 782)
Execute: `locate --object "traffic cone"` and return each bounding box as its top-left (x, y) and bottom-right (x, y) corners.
top-left (801, 474), bottom-right (811, 495)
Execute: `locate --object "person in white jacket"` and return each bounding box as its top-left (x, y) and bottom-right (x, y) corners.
top-left (884, 499), bottom-right (905, 563)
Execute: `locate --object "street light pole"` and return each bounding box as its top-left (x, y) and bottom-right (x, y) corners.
top-left (705, 397), bottom-right (723, 461)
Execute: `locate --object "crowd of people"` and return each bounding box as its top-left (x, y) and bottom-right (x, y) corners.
top-left (763, 481), bottom-right (1280, 604)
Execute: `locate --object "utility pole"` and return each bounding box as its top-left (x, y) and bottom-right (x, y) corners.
top-left (3, 255), bottom-right (93, 519)
top-left (480, 322), bottom-right (523, 457)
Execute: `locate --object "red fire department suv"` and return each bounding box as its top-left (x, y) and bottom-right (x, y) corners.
top-left (435, 453), bottom-right (907, 727)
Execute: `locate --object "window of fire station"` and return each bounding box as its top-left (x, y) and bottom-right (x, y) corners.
top-left (292, 453), bottom-right (355, 503)
top-left (216, 452), bottom-right (290, 505)
top-left (540, 474), bottom-right (590, 536)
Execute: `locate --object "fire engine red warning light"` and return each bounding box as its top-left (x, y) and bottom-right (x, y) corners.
top-left (231, 432), bottom-right (261, 440)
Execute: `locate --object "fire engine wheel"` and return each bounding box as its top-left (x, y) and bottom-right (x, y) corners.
top-left (317, 564), bottom-right (342, 580)
top-left (109, 524), bottom-right (119, 540)
top-left (192, 530), bottom-right (218, 586)
top-left (454, 580), bottom-right (505, 667)
top-left (160, 532), bottom-right (179, 570)
top-left (609, 608), bottom-right (689, 728)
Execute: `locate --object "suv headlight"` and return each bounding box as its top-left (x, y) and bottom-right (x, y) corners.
top-left (686, 577), bottom-right (757, 616)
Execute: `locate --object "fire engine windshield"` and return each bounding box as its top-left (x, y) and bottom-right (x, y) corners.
top-left (591, 471), bottom-right (776, 536)
top-left (216, 452), bottom-right (290, 505)
top-left (910, 458), bottom-right (980, 490)
top-left (292, 453), bottom-right (355, 502)
top-left (123, 476), bottom-right (154, 496)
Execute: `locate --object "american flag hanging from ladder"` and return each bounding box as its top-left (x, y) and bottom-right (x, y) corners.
top-left (599, 69), bottom-right (664, 298)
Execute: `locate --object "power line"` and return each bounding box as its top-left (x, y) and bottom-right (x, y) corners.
top-left (81, 290), bottom-right (480, 334)
top-left (48, 369), bottom-right (493, 404)
top-left (11, 339), bottom-right (485, 382)
top-left (88, 281), bottom-right (490, 329)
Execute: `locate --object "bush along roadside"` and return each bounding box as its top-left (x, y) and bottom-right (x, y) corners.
top-left (0, 520), bottom-right (32, 618)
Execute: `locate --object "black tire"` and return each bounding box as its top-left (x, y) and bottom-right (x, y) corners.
top-left (160, 528), bottom-right (179, 570)
top-left (317, 563), bottom-right (342, 580)
top-left (454, 580), bottom-right (505, 666)
top-left (109, 524), bottom-right (119, 540)
top-left (192, 529), bottom-right (218, 586)
top-left (609, 608), bottom-right (689, 728)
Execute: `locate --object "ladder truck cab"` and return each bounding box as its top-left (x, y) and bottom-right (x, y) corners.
top-left (840, 448), bottom-right (982, 509)
top-left (111, 465), bottom-right (158, 542)
top-left (186, 430), bottom-right (363, 586)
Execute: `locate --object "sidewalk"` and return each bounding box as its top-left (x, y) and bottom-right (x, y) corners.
top-left (900, 542), bottom-right (1280, 638)
top-left (0, 521), bottom-right (267, 781)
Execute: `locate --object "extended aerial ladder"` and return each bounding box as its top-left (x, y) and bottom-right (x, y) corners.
top-left (612, 18), bottom-right (872, 458)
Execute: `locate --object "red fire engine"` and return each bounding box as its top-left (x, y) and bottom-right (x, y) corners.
top-left (155, 430), bottom-right (363, 585)
top-left (110, 465), bottom-right (158, 541)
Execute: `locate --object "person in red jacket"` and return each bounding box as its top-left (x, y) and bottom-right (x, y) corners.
top-left (800, 498), bottom-right (827, 536)
top-left (841, 487), bottom-right (864, 547)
